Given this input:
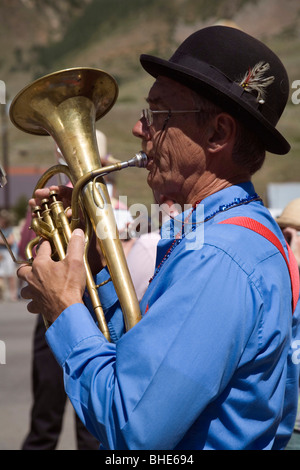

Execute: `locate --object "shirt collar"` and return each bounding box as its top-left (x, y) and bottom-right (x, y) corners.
top-left (160, 182), bottom-right (257, 240)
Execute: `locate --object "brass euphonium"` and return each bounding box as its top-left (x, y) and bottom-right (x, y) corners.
top-left (9, 67), bottom-right (148, 340)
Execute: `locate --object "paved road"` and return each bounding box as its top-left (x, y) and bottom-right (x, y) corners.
top-left (0, 300), bottom-right (76, 450)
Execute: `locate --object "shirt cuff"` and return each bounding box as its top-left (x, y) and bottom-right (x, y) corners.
top-left (45, 303), bottom-right (106, 366)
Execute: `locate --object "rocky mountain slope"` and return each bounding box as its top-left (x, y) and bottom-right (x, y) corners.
top-left (0, 0), bottom-right (300, 205)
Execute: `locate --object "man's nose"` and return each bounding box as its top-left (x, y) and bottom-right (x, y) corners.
top-left (132, 118), bottom-right (150, 139)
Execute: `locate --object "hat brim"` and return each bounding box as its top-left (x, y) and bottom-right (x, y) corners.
top-left (140, 54), bottom-right (290, 155)
top-left (276, 216), bottom-right (300, 231)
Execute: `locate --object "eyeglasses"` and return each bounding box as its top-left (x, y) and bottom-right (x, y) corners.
top-left (141, 108), bottom-right (202, 127)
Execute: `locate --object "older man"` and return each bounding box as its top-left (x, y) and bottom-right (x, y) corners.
top-left (18, 26), bottom-right (300, 450)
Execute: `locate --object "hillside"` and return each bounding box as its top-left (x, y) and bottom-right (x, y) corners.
top-left (1, 0), bottom-right (300, 207)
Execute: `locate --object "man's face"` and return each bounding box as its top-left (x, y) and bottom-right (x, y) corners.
top-left (133, 76), bottom-right (208, 205)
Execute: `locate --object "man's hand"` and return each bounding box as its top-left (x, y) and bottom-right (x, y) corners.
top-left (29, 185), bottom-right (73, 215)
top-left (17, 228), bottom-right (87, 324)
top-left (30, 184), bottom-right (106, 275)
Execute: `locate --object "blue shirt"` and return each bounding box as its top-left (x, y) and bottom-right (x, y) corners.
top-left (46, 182), bottom-right (300, 450)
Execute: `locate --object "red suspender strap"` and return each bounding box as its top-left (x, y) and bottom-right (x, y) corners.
top-left (219, 216), bottom-right (299, 314)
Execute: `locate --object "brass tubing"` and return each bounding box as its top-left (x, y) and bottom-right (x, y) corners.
top-left (8, 67), bottom-right (148, 340)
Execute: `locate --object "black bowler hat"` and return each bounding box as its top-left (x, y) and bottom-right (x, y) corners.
top-left (140, 26), bottom-right (290, 155)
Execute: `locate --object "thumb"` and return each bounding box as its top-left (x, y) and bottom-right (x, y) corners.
top-left (66, 228), bottom-right (86, 260)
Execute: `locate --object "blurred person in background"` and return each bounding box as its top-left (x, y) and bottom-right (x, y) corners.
top-left (0, 209), bottom-right (18, 301)
top-left (276, 198), bottom-right (300, 448)
top-left (276, 198), bottom-right (300, 269)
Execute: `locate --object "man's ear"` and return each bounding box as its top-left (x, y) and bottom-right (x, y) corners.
top-left (206, 113), bottom-right (237, 154)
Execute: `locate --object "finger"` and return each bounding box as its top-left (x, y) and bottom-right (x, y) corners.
top-left (65, 207), bottom-right (72, 218)
top-left (35, 239), bottom-right (53, 258)
top-left (29, 198), bottom-right (36, 209)
top-left (34, 186), bottom-right (60, 197)
top-left (20, 284), bottom-right (33, 300)
top-left (66, 229), bottom-right (85, 261)
top-left (31, 186), bottom-right (62, 209)
top-left (26, 300), bottom-right (40, 314)
top-left (32, 188), bottom-right (53, 203)
top-left (17, 263), bottom-right (32, 280)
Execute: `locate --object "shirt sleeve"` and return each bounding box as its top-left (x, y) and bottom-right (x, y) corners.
top-left (46, 244), bottom-right (263, 450)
